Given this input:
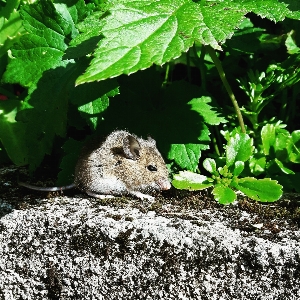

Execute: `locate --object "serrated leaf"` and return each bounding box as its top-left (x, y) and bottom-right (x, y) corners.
top-left (3, 0), bottom-right (79, 86)
top-left (0, 100), bottom-right (28, 165)
top-left (168, 144), bottom-right (202, 172)
top-left (212, 184), bottom-right (236, 205)
top-left (234, 177), bottom-right (282, 202)
top-left (234, 0), bottom-right (295, 22)
top-left (172, 171), bottom-right (212, 190)
top-left (76, 0), bottom-right (297, 84)
top-left (0, 7), bottom-right (25, 58)
top-left (188, 96), bottom-right (226, 125)
top-left (226, 133), bottom-right (253, 166)
top-left (203, 158), bottom-right (217, 174)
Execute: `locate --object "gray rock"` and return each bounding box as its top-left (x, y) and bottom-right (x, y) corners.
top-left (0, 196), bottom-right (299, 300)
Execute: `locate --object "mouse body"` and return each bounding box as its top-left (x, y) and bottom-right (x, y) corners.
top-left (19, 130), bottom-right (171, 200)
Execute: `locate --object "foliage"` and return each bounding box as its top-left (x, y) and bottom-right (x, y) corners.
top-left (0, 0), bottom-right (299, 202)
top-left (173, 132), bottom-right (283, 204)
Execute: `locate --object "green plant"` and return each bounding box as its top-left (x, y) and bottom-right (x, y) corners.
top-left (249, 122), bottom-right (300, 192)
top-left (0, 0), bottom-right (299, 199)
top-left (173, 132), bottom-right (283, 204)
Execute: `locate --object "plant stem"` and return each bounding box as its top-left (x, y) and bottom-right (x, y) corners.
top-left (193, 44), bottom-right (206, 90)
top-left (205, 45), bottom-right (246, 133)
top-left (162, 63), bottom-right (170, 88)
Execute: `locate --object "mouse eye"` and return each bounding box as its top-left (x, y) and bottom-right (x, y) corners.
top-left (147, 165), bottom-right (157, 172)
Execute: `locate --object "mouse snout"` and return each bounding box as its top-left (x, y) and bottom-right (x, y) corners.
top-left (157, 178), bottom-right (171, 190)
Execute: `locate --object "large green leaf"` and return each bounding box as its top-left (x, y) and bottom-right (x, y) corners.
top-left (3, 0), bottom-right (79, 87)
top-left (76, 0), bottom-right (297, 84)
top-left (233, 177), bottom-right (283, 202)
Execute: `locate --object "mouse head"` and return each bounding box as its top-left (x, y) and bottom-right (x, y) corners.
top-left (120, 134), bottom-right (171, 192)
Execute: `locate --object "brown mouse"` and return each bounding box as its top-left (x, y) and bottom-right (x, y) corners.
top-left (19, 130), bottom-right (171, 200)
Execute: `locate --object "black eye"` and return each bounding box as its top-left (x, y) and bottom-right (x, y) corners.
top-left (147, 165), bottom-right (157, 172)
top-left (115, 160), bottom-right (122, 166)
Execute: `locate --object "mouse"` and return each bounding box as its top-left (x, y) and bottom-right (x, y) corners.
top-left (19, 130), bottom-right (171, 200)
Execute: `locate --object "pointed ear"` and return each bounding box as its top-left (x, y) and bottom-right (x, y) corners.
top-left (123, 135), bottom-right (141, 160)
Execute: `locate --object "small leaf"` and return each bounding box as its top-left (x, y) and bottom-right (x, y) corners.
top-left (288, 130), bottom-right (300, 163)
top-left (233, 161), bottom-right (244, 176)
top-left (226, 133), bottom-right (253, 166)
top-left (0, 100), bottom-right (28, 166)
top-left (188, 97), bottom-right (226, 125)
top-left (172, 171), bottom-right (213, 190)
top-left (249, 155), bottom-right (266, 176)
top-left (168, 144), bottom-right (202, 172)
top-left (261, 124), bottom-right (276, 155)
top-left (233, 177), bottom-right (282, 202)
top-left (212, 184), bottom-right (236, 205)
top-left (274, 158), bottom-right (295, 175)
top-left (203, 158), bottom-right (217, 174)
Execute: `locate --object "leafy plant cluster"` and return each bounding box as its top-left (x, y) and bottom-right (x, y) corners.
top-left (1, 0), bottom-right (300, 204)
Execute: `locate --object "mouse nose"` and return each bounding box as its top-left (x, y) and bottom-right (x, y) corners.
top-left (157, 178), bottom-right (171, 190)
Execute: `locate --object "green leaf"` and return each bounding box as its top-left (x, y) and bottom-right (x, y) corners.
top-left (212, 184), bottom-right (236, 205)
top-left (3, 0), bottom-right (79, 86)
top-left (233, 177), bottom-right (283, 202)
top-left (203, 158), bottom-right (217, 174)
top-left (15, 58), bottom-right (119, 171)
top-left (76, 0), bottom-right (297, 84)
top-left (233, 161), bottom-right (244, 176)
top-left (172, 171), bottom-right (213, 190)
top-left (168, 144), bottom-right (202, 172)
top-left (188, 96), bottom-right (227, 125)
top-left (0, 0), bottom-right (25, 58)
top-left (16, 64), bottom-right (73, 171)
top-left (0, 100), bottom-right (28, 166)
top-left (288, 130), bottom-right (300, 163)
top-left (71, 79), bottom-right (119, 131)
top-left (226, 133), bottom-right (253, 166)
top-left (274, 158), bottom-right (295, 175)
top-left (249, 155), bottom-right (266, 176)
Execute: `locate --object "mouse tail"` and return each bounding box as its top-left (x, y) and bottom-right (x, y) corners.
top-left (18, 182), bottom-right (76, 191)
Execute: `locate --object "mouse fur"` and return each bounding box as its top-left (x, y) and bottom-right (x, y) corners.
top-left (19, 130), bottom-right (171, 200)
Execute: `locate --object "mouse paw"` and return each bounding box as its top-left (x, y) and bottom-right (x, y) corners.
top-left (130, 191), bottom-right (155, 201)
top-left (86, 191), bottom-right (115, 199)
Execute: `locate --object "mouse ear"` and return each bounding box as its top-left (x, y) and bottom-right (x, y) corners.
top-left (123, 135), bottom-right (141, 160)
top-left (147, 136), bottom-right (156, 146)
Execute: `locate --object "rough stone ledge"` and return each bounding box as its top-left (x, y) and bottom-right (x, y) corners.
top-left (0, 196), bottom-right (299, 300)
